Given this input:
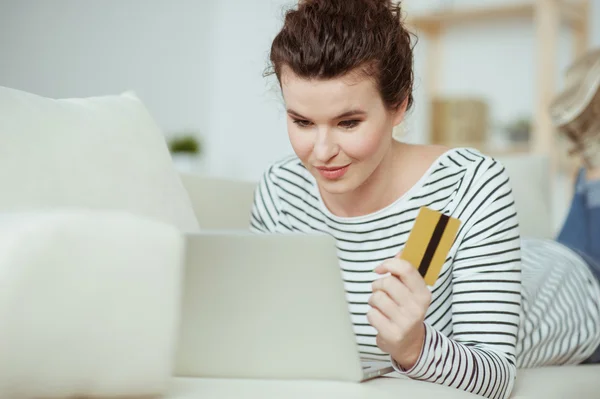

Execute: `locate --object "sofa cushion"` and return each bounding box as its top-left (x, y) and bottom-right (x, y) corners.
top-left (166, 365), bottom-right (600, 399)
top-left (0, 210), bottom-right (185, 398)
top-left (493, 154), bottom-right (553, 239)
top-left (179, 174), bottom-right (256, 230)
top-left (0, 86), bottom-right (199, 232)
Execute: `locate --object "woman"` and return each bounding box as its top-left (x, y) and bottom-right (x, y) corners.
top-left (250, 1), bottom-right (600, 398)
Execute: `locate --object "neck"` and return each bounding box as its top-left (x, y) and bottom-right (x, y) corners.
top-left (322, 140), bottom-right (406, 218)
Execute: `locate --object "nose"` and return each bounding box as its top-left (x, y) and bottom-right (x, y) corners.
top-left (313, 127), bottom-right (339, 163)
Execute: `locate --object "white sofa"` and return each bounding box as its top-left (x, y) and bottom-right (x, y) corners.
top-left (177, 158), bottom-right (598, 399)
top-left (0, 86), bottom-right (598, 398)
top-left (0, 86), bottom-right (200, 399)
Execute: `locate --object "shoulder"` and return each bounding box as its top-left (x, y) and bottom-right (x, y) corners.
top-left (441, 147), bottom-right (511, 199)
top-left (445, 149), bottom-right (516, 231)
top-left (437, 146), bottom-right (507, 182)
top-left (436, 146), bottom-right (500, 171)
top-left (409, 145), bottom-right (514, 219)
top-left (406, 144), bottom-right (506, 184)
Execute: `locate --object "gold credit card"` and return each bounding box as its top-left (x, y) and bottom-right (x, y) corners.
top-left (400, 207), bottom-right (461, 286)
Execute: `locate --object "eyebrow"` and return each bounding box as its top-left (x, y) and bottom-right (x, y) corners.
top-left (286, 109), bottom-right (367, 120)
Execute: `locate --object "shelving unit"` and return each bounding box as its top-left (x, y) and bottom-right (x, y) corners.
top-left (406, 0), bottom-right (590, 169)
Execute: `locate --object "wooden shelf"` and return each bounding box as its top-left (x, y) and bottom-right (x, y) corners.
top-left (408, 0), bottom-right (591, 175)
top-left (407, 1), bottom-right (587, 33)
top-left (408, 3), bottom-right (533, 32)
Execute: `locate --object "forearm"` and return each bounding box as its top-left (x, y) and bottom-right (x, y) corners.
top-left (392, 323), bottom-right (516, 399)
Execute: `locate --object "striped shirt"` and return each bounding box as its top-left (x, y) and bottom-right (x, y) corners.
top-left (250, 148), bottom-right (600, 399)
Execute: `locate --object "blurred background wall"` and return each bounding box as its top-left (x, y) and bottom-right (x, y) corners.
top-left (0, 0), bottom-right (598, 182)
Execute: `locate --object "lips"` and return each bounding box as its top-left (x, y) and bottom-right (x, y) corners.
top-left (315, 164), bottom-right (350, 180)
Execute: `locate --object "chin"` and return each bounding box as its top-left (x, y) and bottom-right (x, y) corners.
top-left (315, 175), bottom-right (360, 195)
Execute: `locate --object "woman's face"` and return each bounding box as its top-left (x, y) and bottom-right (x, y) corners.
top-left (281, 67), bottom-right (406, 196)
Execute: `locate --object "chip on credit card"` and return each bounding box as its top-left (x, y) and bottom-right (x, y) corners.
top-left (399, 207), bottom-right (461, 286)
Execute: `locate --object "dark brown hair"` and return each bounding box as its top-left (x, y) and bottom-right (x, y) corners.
top-left (266, 0), bottom-right (415, 111)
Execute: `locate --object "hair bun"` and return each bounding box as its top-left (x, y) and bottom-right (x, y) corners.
top-left (269, 0), bottom-right (413, 110)
top-left (367, 0), bottom-right (394, 7)
top-left (300, 0), bottom-right (393, 6)
top-left (298, 0), bottom-right (397, 14)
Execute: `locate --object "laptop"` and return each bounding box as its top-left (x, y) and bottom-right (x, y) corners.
top-left (174, 232), bottom-right (394, 382)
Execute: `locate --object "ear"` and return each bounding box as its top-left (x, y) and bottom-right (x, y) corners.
top-left (391, 97), bottom-right (409, 127)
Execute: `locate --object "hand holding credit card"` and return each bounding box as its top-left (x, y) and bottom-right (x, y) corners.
top-left (368, 207), bottom-right (461, 369)
top-left (400, 207), bottom-right (461, 286)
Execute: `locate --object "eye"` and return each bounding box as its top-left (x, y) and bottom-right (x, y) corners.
top-left (293, 119), bottom-right (313, 128)
top-left (339, 120), bottom-right (361, 129)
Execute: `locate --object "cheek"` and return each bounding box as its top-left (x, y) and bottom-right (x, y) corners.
top-left (343, 125), bottom-right (389, 161)
top-left (287, 122), bottom-right (313, 161)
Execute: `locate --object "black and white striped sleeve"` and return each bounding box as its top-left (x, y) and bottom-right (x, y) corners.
top-left (250, 167), bottom-right (283, 233)
top-left (394, 161), bottom-right (522, 399)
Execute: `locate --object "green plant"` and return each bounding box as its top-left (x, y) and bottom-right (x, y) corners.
top-left (506, 118), bottom-right (531, 133)
top-left (168, 134), bottom-right (202, 155)
top-left (504, 117), bottom-right (531, 142)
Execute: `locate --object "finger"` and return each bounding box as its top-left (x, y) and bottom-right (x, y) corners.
top-left (371, 275), bottom-right (411, 306)
top-left (378, 258), bottom-right (427, 295)
top-left (373, 264), bottom-right (388, 275)
top-left (374, 257), bottom-right (400, 274)
top-left (368, 290), bottom-right (402, 324)
top-left (366, 307), bottom-right (395, 334)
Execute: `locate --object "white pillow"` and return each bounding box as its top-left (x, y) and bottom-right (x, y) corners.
top-left (0, 210), bottom-right (185, 398)
top-left (0, 86), bottom-right (199, 232)
top-left (494, 154), bottom-right (552, 239)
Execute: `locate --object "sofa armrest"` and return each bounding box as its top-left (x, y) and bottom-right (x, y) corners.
top-left (0, 210), bottom-right (185, 398)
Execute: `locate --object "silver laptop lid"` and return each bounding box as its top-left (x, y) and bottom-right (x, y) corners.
top-left (174, 232), bottom-right (364, 382)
